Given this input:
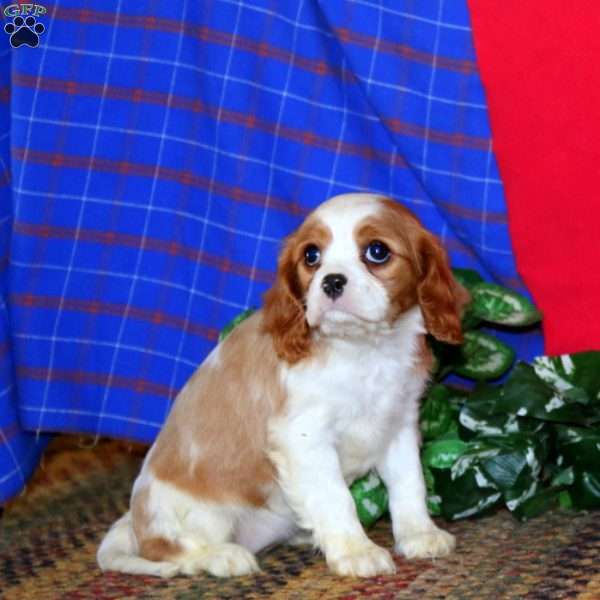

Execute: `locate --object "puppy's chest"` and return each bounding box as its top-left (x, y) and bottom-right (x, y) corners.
top-left (335, 355), bottom-right (421, 476)
top-left (288, 336), bottom-right (425, 478)
top-left (327, 352), bottom-right (404, 421)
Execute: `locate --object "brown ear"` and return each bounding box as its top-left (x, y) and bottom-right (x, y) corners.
top-left (262, 236), bottom-right (311, 363)
top-left (416, 232), bottom-right (469, 345)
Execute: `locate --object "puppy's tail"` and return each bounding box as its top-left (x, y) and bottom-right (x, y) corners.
top-left (97, 512), bottom-right (178, 578)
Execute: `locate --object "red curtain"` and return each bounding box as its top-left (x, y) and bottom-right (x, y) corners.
top-left (469, 2), bottom-right (600, 355)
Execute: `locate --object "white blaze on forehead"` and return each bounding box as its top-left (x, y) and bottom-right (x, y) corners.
top-left (314, 192), bottom-right (386, 212)
top-left (311, 193), bottom-right (384, 262)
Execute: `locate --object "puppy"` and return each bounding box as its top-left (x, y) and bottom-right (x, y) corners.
top-left (97, 193), bottom-right (468, 578)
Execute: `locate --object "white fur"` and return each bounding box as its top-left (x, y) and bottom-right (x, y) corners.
top-left (97, 193), bottom-right (455, 579)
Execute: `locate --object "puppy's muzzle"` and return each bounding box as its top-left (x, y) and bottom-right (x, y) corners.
top-left (322, 273), bottom-right (348, 300)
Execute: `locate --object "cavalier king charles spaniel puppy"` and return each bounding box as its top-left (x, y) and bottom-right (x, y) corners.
top-left (98, 193), bottom-right (469, 579)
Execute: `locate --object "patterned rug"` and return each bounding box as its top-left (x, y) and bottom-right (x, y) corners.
top-left (2, 437), bottom-right (600, 599)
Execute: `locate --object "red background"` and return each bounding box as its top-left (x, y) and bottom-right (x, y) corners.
top-left (468, 2), bottom-right (600, 355)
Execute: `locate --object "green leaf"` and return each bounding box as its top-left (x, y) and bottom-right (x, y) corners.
top-left (559, 490), bottom-right (573, 509)
top-left (459, 406), bottom-right (519, 438)
top-left (481, 451), bottom-right (528, 493)
top-left (511, 488), bottom-right (562, 521)
top-left (551, 466), bottom-right (574, 487)
top-left (456, 435), bottom-right (545, 483)
top-left (452, 268), bottom-right (484, 290)
top-left (569, 470), bottom-right (600, 510)
top-left (452, 331), bottom-right (515, 381)
top-left (555, 426), bottom-right (600, 472)
top-left (458, 384), bottom-right (533, 437)
top-left (461, 310), bottom-right (482, 332)
top-left (533, 352), bottom-right (600, 403)
top-left (218, 309), bottom-right (256, 342)
top-left (502, 462), bottom-right (540, 513)
top-left (450, 438), bottom-right (502, 480)
top-left (423, 465), bottom-right (435, 492)
top-left (350, 471), bottom-right (389, 528)
top-left (501, 363), bottom-right (592, 424)
top-left (469, 283), bottom-right (542, 326)
top-left (420, 384), bottom-right (456, 442)
top-left (450, 435), bottom-right (547, 514)
top-left (432, 467), bottom-right (502, 520)
top-left (422, 438), bottom-right (468, 470)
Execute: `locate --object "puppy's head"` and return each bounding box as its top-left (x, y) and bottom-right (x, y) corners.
top-left (263, 193), bottom-right (469, 363)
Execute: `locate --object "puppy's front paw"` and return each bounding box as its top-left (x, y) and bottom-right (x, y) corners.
top-left (396, 527), bottom-right (455, 559)
top-left (328, 541), bottom-right (396, 578)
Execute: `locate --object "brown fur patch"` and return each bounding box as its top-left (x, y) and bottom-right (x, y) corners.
top-left (263, 217), bottom-right (331, 363)
top-left (147, 312), bottom-right (284, 507)
top-left (354, 214), bottom-right (419, 322)
top-left (138, 537), bottom-right (183, 562)
top-left (355, 199), bottom-right (468, 343)
top-left (131, 487), bottom-right (183, 562)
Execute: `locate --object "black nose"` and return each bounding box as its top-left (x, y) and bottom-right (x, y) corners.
top-left (321, 273), bottom-right (348, 300)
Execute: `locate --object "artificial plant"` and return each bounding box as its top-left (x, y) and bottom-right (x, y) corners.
top-left (352, 269), bottom-right (600, 526)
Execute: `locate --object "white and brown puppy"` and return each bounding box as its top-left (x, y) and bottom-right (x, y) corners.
top-left (98, 193), bottom-right (468, 579)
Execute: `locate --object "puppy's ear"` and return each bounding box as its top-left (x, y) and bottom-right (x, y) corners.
top-left (263, 235), bottom-right (311, 363)
top-left (415, 231), bottom-right (470, 345)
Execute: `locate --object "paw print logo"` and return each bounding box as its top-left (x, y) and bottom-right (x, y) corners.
top-left (4, 15), bottom-right (45, 48)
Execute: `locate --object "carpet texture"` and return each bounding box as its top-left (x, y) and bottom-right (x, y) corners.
top-left (2, 437), bottom-right (600, 599)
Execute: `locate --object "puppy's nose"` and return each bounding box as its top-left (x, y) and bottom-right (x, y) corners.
top-left (322, 273), bottom-right (348, 300)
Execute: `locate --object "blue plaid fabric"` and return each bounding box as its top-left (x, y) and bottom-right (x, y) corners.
top-left (0, 0), bottom-right (543, 503)
top-left (1, 45), bottom-right (50, 502)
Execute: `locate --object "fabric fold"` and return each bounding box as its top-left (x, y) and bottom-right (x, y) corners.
top-left (0, 0), bottom-right (541, 503)
top-left (468, 0), bottom-right (600, 355)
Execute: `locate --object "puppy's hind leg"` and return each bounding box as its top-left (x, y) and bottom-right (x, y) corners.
top-left (171, 501), bottom-right (261, 578)
top-left (97, 512), bottom-right (179, 578)
top-left (235, 503), bottom-right (298, 555)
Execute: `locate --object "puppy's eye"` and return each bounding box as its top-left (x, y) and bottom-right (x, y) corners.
top-left (364, 240), bottom-right (390, 264)
top-left (304, 244), bottom-right (321, 267)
